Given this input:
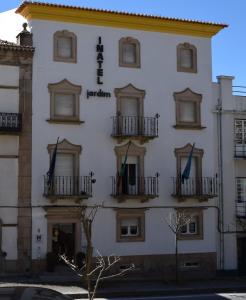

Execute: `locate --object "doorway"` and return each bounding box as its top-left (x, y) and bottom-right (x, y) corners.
top-left (238, 237), bottom-right (246, 275)
top-left (52, 223), bottom-right (75, 261)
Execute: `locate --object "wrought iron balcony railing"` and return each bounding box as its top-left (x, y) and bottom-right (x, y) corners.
top-left (0, 112), bottom-right (22, 132)
top-left (111, 175), bottom-right (159, 200)
top-left (172, 177), bottom-right (218, 199)
top-left (44, 175), bottom-right (95, 199)
top-left (236, 202), bottom-right (246, 218)
top-left (111, 115), bottom-right (159, 139)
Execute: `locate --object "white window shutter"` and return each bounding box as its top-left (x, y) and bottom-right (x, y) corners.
top-left (55, 153), bottom-right (74, 177)
top-left (57, 37), bottom-right (72, 58)
top-left (54, 94), bottom-right (74, 117)
top-left (123, 43), bottom-right (136, 63)
top-left (181, 48), bottom-right (193, 68)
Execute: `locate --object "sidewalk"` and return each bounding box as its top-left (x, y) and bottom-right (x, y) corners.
top-left (0, 275), bottom-right (246, 299)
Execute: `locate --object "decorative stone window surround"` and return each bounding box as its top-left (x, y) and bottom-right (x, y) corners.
top-left (116, 209), bottom-right (145, 242)
top-left (119, 37), bottom-right (140, 68)
top-left (177, 42), bottom-right (197, 73)
top-left (47, 138), bottom-right (82, 178)
top-left (48, 79), bottom-right (82, 123)
top-left (53, 30), bottom-right (77, 63)
top-left (174, 143), bottom-right (203, 179)
top-left (115, 83), bottom-right (145, 117)
top-left (45, 207), bottom-right (82, 253)
top-left (176, 207), bottom-right (204, 240)
top-left (173, 88), bottom-right (203, 129)
top-left (114, 142), bottom-right (146, 179)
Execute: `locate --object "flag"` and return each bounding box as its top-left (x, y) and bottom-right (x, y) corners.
top-left (181, 143), bottom-right (195, 184)
top-left (47, 137), bottom-right (59, 186)
top-left (117, 141), bottom-right (131, 190)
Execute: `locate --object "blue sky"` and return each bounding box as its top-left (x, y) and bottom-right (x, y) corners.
top-left (0, 0), bottom-right (245, 88)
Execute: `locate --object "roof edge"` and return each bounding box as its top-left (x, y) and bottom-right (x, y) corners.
top-left (16, 1), bottom-right (228, 38)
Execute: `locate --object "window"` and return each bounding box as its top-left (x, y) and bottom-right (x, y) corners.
top-left (173, 88), bottom-right (202, 129)
top-left (236, 178), bottom-right (246, 202)
top-left (119, 37), bottom-right (140, 68)
top-left (114, 142), bottom-right (146, 197)
top-left (46, 139), bottom-right (82, 197)
top-left (48, 79), bottom-right (82, 123)
top-left (177, 43), bottom-right (197, 73)
top-left (234, 119), bottom-right (246, 157)
top-left (54, 30), bottom-right (77, 63)
top-left (116, 209), bottom-right (145, 242)
top-left (177, 208), bottom-right (203, 240)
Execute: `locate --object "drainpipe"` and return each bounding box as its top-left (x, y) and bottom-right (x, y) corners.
top-left (216, 88), bottom-right (224, 270)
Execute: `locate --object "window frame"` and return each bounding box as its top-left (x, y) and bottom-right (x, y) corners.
top-left (119, 37), bottom-right (140, 68)
top-left (47, 138), bottom-right (82, 178)
top-left (48, 79), bottom-right (82, 123)
top-left (177, 42), bottom-right (197, 73)
top-left (53, 30), bottom-right (77, 63)
top-left (116, 209), bottom-right (145, 242)
top-left (177, 208), bottom-right (204, 240)
top-left (173, 88), bottom-right (203, 129)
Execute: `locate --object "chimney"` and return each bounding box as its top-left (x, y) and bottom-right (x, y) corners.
top-left (16, 23), bottom-right (33, 47)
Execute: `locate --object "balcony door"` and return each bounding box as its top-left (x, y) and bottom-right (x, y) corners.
top-left (180, 156), bottom-right (197, 195)
top-left (55, 153), bottom-right (74, 195)
top-left (122, 155), bottom-right (139, 195)
top-left (121, 97), bottom-right (139, 135)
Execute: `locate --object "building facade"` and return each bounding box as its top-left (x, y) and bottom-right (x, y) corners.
top-left (0, 30), bottom-right (34, 273)
top-left (1, 1), bottom-right (243, 278)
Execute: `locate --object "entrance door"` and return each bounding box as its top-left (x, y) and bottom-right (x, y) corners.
top-left (122, 155), bottom-right (139, 195)
top-left (52, 223), bottom-right (75, 261)
top-left (238, 237), bottom-right (246, 275)
top-left (121, 97), bottom-right (139, 135)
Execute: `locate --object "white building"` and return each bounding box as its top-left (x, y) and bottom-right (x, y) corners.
top-left (1, 1), bottom-right (242, 278)
top-left (213, 76), bottom-right (246, 275)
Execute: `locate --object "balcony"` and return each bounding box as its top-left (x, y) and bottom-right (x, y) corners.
top-left (111, 115), bottom-right (159, 143)
top-left (236, 202), bottom-right (246, 218)
top-left (111, 175), bottom-right (159, 202)
top-left (171, 177), bottom-right (218, 201)
top-left (0, 112), bottom-right (22, 133)
top-left (43, 175), bottom-right (95, 202)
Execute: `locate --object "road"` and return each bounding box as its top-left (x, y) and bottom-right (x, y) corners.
top-left (94, 294), bottom-right (246, 300)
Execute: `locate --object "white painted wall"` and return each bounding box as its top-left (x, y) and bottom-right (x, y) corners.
top-left (2, 227), bottom-right (17, 260)
top-left (29, 19), bottom-right (218, 260)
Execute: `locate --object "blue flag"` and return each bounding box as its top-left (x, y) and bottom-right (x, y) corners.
top-left (47, 137), bottom-right (59, 186)
top-left (181, 143), bottom-right (195, 184)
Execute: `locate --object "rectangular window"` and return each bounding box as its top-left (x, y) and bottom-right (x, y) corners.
top-left (179, 101), bottom-right (196, 123)
top-left (122, 43), bottom-right (136, 64)
top-left (234, 119), bottom-right (246, 157)
top-left (116, 209), bottom-right (145, 242)
top-left (54, 94), bottom-right (75, 117)
top-left (57, 37), bottom-right (73, 58)
top-left (236, 178), bottom-right (246, 202)
top-left (177, 209), bottom-right (203, 240)
top-left (180, 48), bottom-right (193, 69)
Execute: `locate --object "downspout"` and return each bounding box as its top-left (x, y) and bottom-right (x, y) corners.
top-left (217, 83), bottom-right (224, 270)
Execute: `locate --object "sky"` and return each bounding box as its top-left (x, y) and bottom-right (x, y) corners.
top-left (0, 0), bottom-right (245, 89)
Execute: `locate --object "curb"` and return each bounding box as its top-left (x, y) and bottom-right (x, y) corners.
top-left (67, 286), bottom-right (246, 299)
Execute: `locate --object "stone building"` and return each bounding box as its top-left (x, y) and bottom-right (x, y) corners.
top-left (0, 26), bottom-right (34, 272)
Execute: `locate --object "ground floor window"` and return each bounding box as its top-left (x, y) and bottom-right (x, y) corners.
top-left (116, 209), bottom-right (145, 242)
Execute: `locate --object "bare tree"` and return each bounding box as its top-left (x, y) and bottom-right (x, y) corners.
top-left (165, 210), bottom-right (192, 283)
top-left (60, 206), bottom-right (134, 300)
